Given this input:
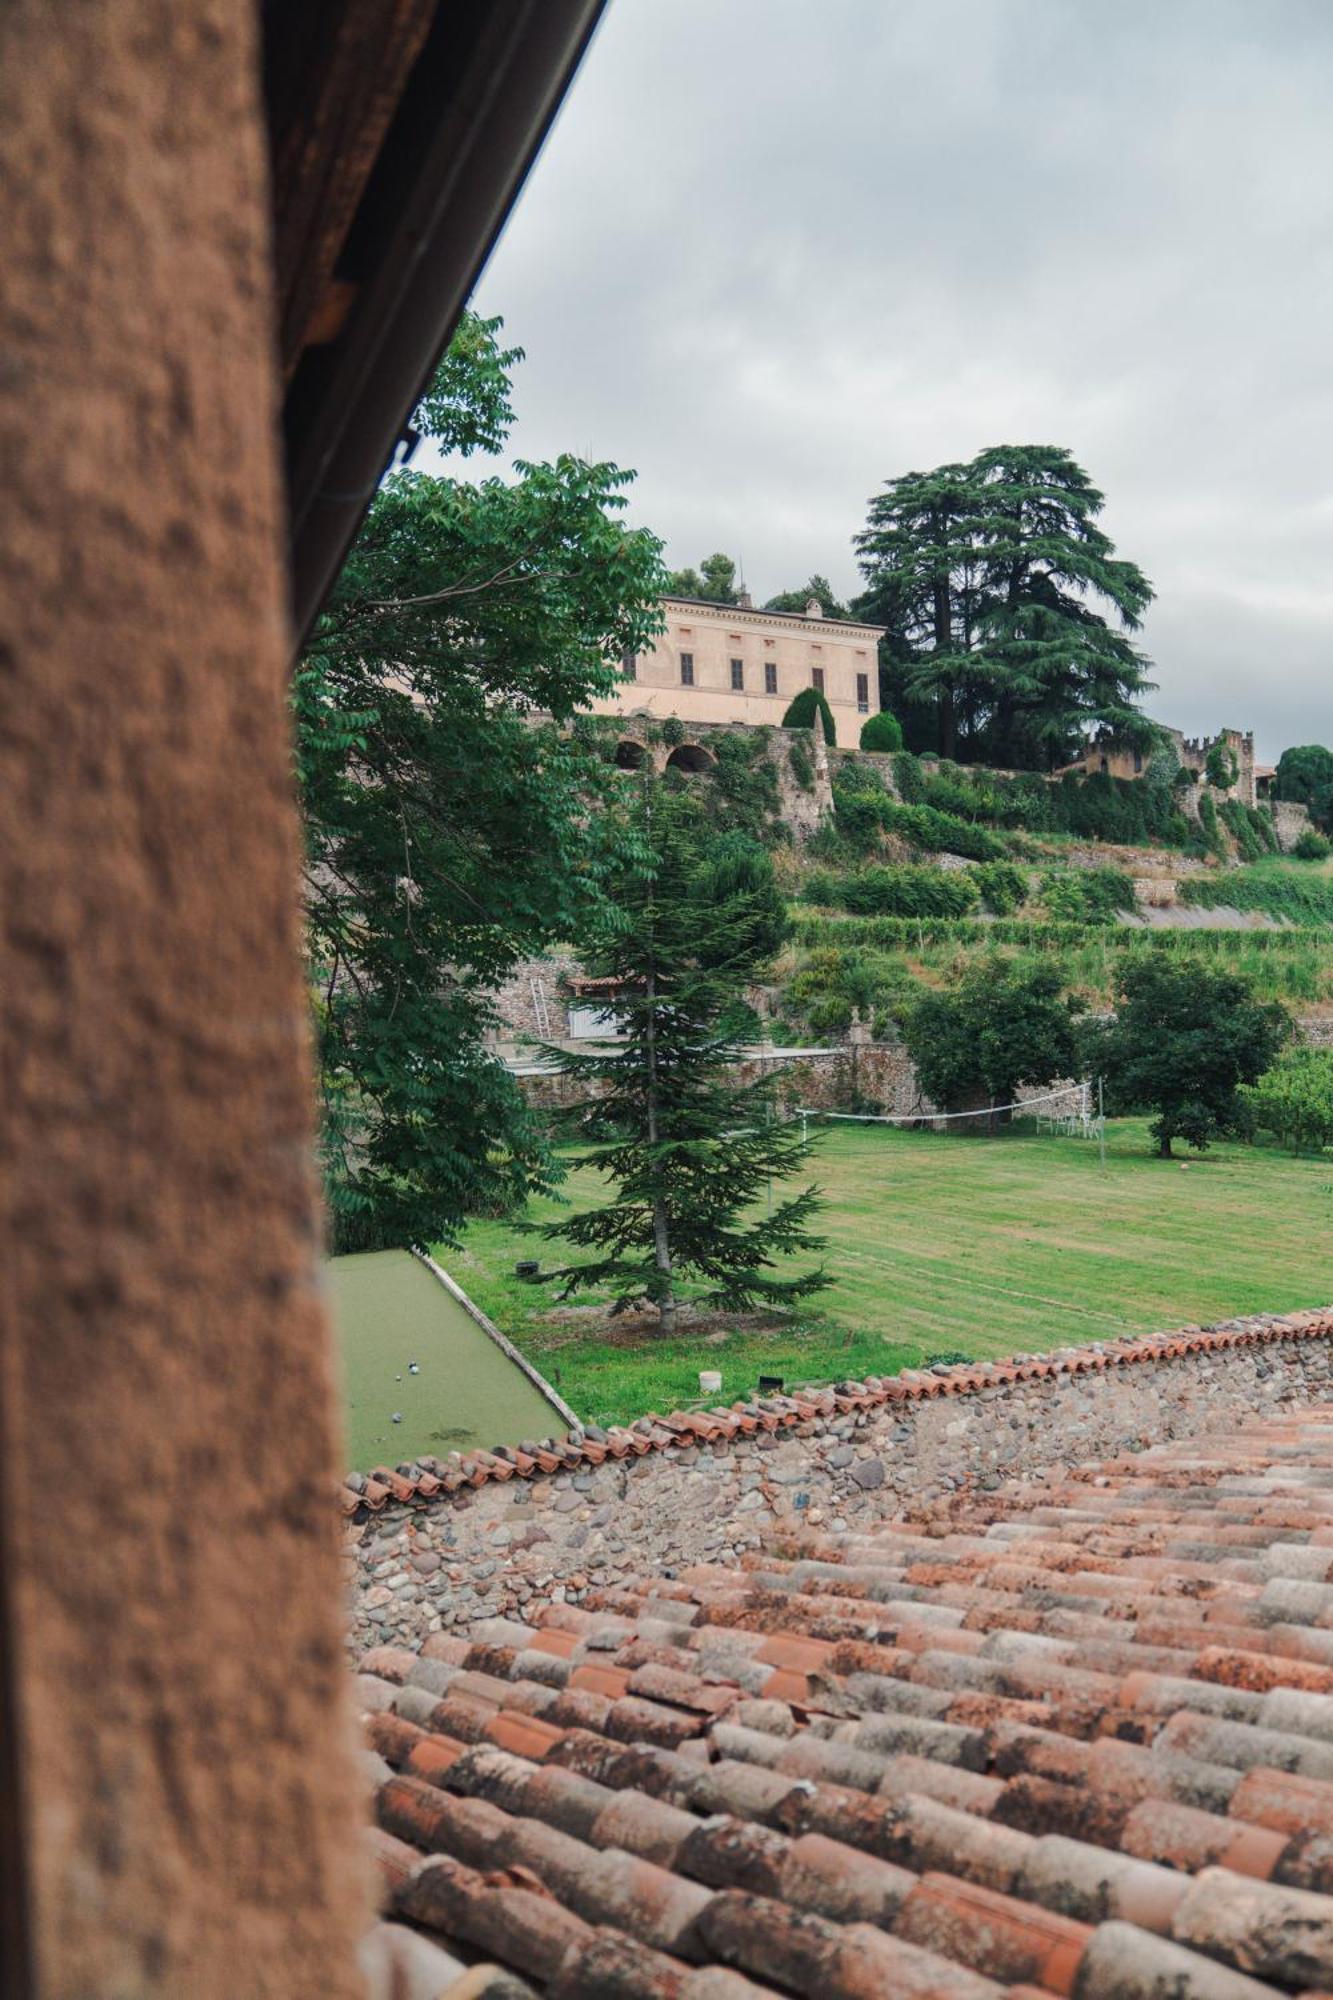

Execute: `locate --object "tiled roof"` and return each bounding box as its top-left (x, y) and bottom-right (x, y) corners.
top-left (342, 1308), bottom-right (1333, 1508)
top-left (358, 1402), bottom-right (1333, 1997)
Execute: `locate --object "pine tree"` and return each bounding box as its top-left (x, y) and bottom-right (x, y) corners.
top-left (538, 786), bottom-right (828, 1335)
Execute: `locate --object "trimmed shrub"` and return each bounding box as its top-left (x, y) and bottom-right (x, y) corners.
top-left (1294, 827), bottom-right (1332, 861)
top-left (859, 710), bottom-right (904, 752)
top-left (783, 686), bottom-right (837, 745)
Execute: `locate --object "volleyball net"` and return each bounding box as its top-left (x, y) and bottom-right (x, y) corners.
top-left (794, 1080), bottom-right (1104, 1141)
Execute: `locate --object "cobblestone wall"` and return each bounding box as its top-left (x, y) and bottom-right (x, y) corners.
top-left (346, 1314), bottom-right (1333, 1653)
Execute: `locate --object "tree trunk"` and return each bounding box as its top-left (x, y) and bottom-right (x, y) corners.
top-left (932, 700), bottom-right (956, 768)
top-left (932, 572), bottom-right (955, 759)
top-left (1158, 1133), bottom-right (1173, 1158)
top-left (644, 963), bottom-right (675, 1332)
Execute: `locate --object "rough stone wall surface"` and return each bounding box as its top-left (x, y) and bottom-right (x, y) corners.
top-left (0, 5), bottom-right (367, 1995)
top-left (491, 952), bottom-right (581, 1041)
top-left (346, 1327), bottom-right (1333, 1654)
top-left (604, 715), bottom-right (834, 839)
top-left (1272, 799), bottom-right (1314, 852)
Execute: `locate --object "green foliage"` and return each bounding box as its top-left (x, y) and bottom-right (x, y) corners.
top-left (893, 751), bottom-right (926, 801)
top-left (782, 947), bottom-right (915, 1039)
top-left (764, 574), bottom-right (850, 619)
top-left (1219, 797), bottom-right (1277, 863)
top-left (787, 914), bottom-right (1333, 1013)
top-left (803, 864), bottom-right (980, 919)
top-left (1294, 827), bottom-right (1333, 861)
top-left (661, 715), bottom-right (686, 747)
top-left (854, 445), bottom-right (1155, 767)
top-left (1040, 868), bottom-right (1135, 926)
top-left (787, 737), bottom-right (815, 791)
top-left (901, 958), bottom-right (1084, 1125)
top-left (1244, 1047), bottom-right (1333, 1153)
top-left (537, 784), bottom-right (827, 1331)
top-left (861, 753), bottom-right (1193, 851)
top-left (692, 730), bottom-right (782, 845)
top-left (1087, 958), bottom-right (1290, 1156)
top-left (664, 551), bottom-right (739, 603)
top-left (975, 861), bottom-right (1028, 915)
top-left (830, 763), bottom-right (1006, 860)
top-left (1197, 790), bottom-right (1225, 857)
top-left (1180, 865), bottom-right (1333, 926)
top-left (1205, 741), bottom-right (1239, 790)
top-left (299, 311), bottom-right (666, 1251)
top-left (860, 710), bottom-right (904, 752)
top-left (782, 686), bottom-right (837, 745)
top-left (1275, 745), bottom-right (1333, 831)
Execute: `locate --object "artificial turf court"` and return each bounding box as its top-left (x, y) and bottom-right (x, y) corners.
top-left (329, 1248), bottom-right (563, 1470)
top-left (438, 1118), bottom-right (1333, 1430)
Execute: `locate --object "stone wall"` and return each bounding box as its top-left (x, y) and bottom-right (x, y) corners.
top-left (345, 1312), bottom-right (1333, 1653)
top-left (1272, 798), bottom-right (1314, 852)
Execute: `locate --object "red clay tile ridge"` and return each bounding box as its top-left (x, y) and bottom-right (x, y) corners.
top-left (341, 1307), bottom-right (1333, 1519)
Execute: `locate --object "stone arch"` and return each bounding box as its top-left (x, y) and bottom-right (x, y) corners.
top-left (665, 742), bottom-right (715, 775)
top-left (613, 738), bottom-right (648, 771)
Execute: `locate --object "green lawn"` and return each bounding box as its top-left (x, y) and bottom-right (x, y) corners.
top-left (441, 1119), bottom-right (1333, 1429)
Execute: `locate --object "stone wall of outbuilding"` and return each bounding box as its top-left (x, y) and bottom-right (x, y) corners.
top-left (346, 1311), bottom-right (1333, 1655)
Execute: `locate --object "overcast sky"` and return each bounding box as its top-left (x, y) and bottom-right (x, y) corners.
top-left (458, 0), bottom-right (1333, 761)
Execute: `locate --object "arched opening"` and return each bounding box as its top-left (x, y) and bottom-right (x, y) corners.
top-left (665, 742), bottom-right (714, 775)
top-left (614, 739), bottom-right (647, 770)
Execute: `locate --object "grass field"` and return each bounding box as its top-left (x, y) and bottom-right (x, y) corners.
top-left (441, 1119), bottom-right (1333, 1429)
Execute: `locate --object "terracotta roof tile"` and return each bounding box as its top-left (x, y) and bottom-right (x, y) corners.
top-left (339, 1309), bottom-right (1333, 1510)
top-left (357, 1401), bottom-right (1333, 1996)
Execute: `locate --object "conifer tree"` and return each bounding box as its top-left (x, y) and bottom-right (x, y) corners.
top-left (538, 785), bottom-right (828, 1335)
top-left (854, 446), bottom-right (1155, 768)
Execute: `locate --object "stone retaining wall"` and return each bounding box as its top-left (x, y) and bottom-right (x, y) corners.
top-left (346, 1311), bottom-right (1333, 1654)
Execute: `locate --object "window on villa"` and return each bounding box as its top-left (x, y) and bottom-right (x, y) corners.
top-left (812, 667), bottom-right (825, 693)
top-left (764, 661), bottom-right (778, 695)
top-left (1133, 749), bottom-right (1143, 773)
top-left (622, 650), bottom-right (636, 681)
top-left (730, 657), bottom-right (744, 691)
top-left (680, 651), bottom-right (694, 686)
top-left (1099, 755), bottom-right (1109, 774)
top-left (856, 673), bottom-right (869, 713)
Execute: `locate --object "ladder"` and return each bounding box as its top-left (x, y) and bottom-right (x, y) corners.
top-left (529, 976), bottom-right (551, 1037)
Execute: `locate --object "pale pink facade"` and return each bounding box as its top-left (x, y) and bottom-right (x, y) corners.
top-left (592, 594), bottom-right (885, 747)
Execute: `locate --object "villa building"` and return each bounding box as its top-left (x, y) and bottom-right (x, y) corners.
top-left (592, 591), bottom-right (886, 744)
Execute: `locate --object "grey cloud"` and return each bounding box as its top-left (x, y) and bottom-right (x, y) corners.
top-left (442, 0), bottom-right (1333, 759)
